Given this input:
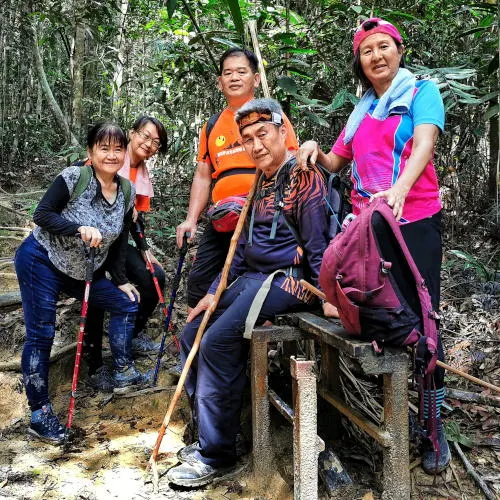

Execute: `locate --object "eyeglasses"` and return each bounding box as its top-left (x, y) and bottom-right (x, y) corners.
top-left (135, 129), bottom-right (161, 149)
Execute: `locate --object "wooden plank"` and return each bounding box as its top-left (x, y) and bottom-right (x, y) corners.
top-left (289, 312), bottom-right (374, 357)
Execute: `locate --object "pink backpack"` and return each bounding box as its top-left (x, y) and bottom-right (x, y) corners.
top-left (319, 198), bottom-right (439, 376)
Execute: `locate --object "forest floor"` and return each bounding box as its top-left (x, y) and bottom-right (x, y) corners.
top-left (0, 180), bottom-right (498, 499)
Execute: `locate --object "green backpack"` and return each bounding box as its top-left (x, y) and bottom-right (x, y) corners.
top-left (70, 164), bottom-right (132, 209)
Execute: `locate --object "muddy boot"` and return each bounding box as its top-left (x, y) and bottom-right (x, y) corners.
top-left (166, 455), bottom-right (236, 488)
top-left (89, 365), bottom-right (115, 393)
top-left (131, 331), bottom-right (160, 357)
top-left (112, 365), bottom-right (149, 395)
top-left (422, 420), bottom-right (451, 474)
top-left (422, 388), bottom-right (450, 474)
top-left (29, 404), bottom-right (65, 445)
top-left (177, 432), bottom-right (248, 463)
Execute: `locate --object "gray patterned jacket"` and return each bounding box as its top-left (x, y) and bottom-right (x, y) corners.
top-left (33, 165), bottom-right (135, 281)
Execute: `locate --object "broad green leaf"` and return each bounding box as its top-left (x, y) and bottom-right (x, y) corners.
top-left (458, 97), bottom-right (482, 105)
top-left (272, 33), bottom-right (297, 44)
top-left (210, 37), bottom-right (241, 48)
top-left (484, 104), bottom-right (499, 121)
top-left (284, 48), bottom-right (317, 55)
top-left (288, 10), bottom-right (304, 25)
top-left (276, 76), bottom-right (298, 94)
top-left (288, 68), bottom-right (312, 79)
top-left (325, 89), bottom-right (347, 113)
top-left (459, 26), bottom-right (488, 37)
top-left (292, 93), bottom-right (326, 107)
top-left (450, 87), bottom-right (482, 103)
top-left (350, 5), bottom-right (362, 14)
top-left (448, 80), bottom-right (477, 91)
top-left (480, 90), bottom-right (500, 102)
top-left (347, 93), bottom-right (360, 106)
top-left (444, 72), bottom-right (476, 80)
top-left (224, 0), bottom-right (244, 37)
top-left (302, 110), bottom-right (330, 128)
top-left (166, 0), bottom-right (177, 19)
top-left (444, 421), bottom-right (473, 449)
top-left (173, 29), bottom-right (189, 36)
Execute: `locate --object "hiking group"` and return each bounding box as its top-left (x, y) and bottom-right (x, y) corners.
top-left (15, 17), bottom-right (451, 490)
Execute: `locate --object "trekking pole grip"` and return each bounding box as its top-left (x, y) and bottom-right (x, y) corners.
top-left (181, 231), bottom-right (190, 255)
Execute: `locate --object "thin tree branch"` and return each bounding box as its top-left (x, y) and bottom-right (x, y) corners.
top-left (180, 0), bottom-right (219, 74)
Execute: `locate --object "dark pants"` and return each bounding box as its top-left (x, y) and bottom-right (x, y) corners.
top-left (374, 211), bottom-right (445, 388)
top-left (187, 224), bottom-right (232, 308)
top-left (84, 244), bottom-right (165, 370)
top-left (15, 234), bottom-right (138, 411)
top-left (181, 275), bottom-right (305, 467)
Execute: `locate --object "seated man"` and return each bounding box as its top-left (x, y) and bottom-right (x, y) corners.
top-left (167, 98), bottom-right (332, 487)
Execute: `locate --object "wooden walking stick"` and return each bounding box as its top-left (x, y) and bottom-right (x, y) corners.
top-left (300, 279), bottom-right (500, 394)
top-left (147, 175), bottom-right (259, 488)
top-left (146, 23), bottom-right (272, 490)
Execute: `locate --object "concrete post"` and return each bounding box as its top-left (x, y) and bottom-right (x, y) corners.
top-left (381, 362), bottom-right (410, 500)
top-left (291, 356), bottom-right (318, 500)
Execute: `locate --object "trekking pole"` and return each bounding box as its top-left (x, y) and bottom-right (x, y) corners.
top-left (134, 222), bottom-right (186, 355)
top-left (65, 244), bottom-right (96, 443)
top-left (136, 223), bottom-right (190, 386)
top-left (299, 278), bottom-right (500, 394)
top-left (146, 174), bottom-right (259, 489)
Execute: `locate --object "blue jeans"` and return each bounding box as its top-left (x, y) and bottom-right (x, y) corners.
top-left (15, 234), bottom-right (138, 410)
top-left (181, 274), bottom-right (306, 467)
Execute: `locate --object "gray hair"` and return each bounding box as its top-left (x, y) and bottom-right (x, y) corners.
top-left (235, 98), bottom-right (284, 130)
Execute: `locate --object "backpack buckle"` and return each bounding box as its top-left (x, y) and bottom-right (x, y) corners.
top-left (380, 260), bottom-right (392, 275)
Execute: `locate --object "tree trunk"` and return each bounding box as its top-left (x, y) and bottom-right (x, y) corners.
top-left (488, 108), bottom-right (499, 200)
top-left (111, 0), bottom-right (129, 120)
top-left (71, 21), bottom-right (85, 138)
top-left (31, 20), bottom-right (80, 148)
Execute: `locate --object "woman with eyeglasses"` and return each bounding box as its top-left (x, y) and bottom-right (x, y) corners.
top-left (84, 116), bottom-right (169, 391)
top-left (297, 18), bottom-right (449, 474)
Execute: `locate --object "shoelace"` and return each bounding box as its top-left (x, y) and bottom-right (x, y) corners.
top-left (38, 409), bottom-right (63, 432)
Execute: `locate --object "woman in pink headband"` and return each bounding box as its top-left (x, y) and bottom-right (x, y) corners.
top-left (298, 17), bottom-right (450, 475)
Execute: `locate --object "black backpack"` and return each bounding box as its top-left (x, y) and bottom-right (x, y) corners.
top-left (273, 159), bottom-right (351, 244)
top-left (201, 111), bottom-right (222, 162)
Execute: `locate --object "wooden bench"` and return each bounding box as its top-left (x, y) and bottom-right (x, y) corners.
top-left (250, 311), bottom-right (410, 500)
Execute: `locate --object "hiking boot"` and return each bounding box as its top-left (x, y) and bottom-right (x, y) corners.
top-left (422, 420), bottom-right (451, 474)
top-left (89, 365), bottom-right (115, 393)
top-left (177, 433), bottom-right (249, 463)
top-left (177, 441), bottom-right (202, 462)
top-left (166, 455), bottom-right (236, 488)
top-left (29, 404), bottom-right (65, 445)
top-left (112, 365), bottom-right (149, 395)
top-left (132, 331), bottom-right (160, 356)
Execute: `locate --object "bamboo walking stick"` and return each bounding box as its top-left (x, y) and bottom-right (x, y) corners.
top-left (300, 279), bottom-right (500, 394)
